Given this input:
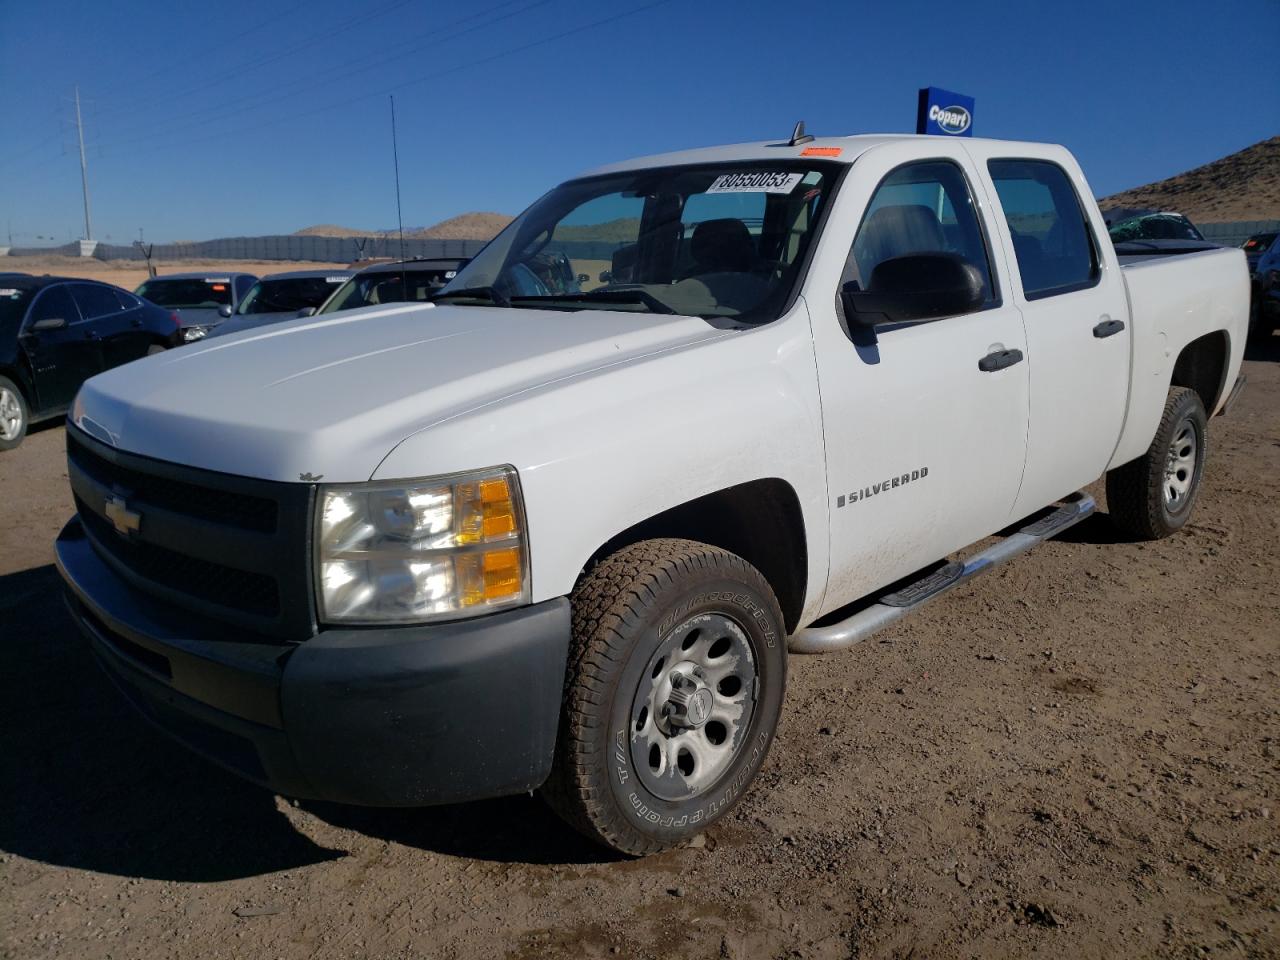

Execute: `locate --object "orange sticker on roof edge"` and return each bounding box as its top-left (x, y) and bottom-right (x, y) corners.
top-left (801, 146), bottom-right (843, 157)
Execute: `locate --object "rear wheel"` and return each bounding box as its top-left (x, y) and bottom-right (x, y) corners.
top-left (541, 539), bottom-right (786, 855)
top-left (1106, 386), bottom-right (1207, 540)
top-left (0, 376), bottom-right (29, 451)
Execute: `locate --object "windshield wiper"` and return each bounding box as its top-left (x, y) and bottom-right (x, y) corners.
top-left (432, 286), bottom-right (511, 307)
top-left (510, 290), bottom-right (676, 315)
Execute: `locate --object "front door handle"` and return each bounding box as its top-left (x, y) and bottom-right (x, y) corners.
top-left (1093, 317), bottom-right (1125, 338)
top-left (978, 348), bottom-right (1024, 372)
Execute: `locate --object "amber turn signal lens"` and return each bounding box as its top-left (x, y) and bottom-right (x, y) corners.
top-left (480, 477), bottom-right (517, 540)
top-left (482, 547), bottom-right (522, 601)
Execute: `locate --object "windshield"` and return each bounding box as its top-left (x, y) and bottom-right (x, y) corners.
top-left (1243, 233), bottom-right (1277, 252)
top-left (136, 277), bottom-right (232, 309)
top-left (319, 266), bottom-right (458, 314)
top-left (0, 285), bottom-right (34, 326)
top-left (438, 161), bottom-right (837, 322)
top-left (238, 276), bottom-right (346, 315)
top-left (1109, 215), bottom-right (1204, 243)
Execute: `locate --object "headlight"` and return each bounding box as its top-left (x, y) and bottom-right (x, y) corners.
top-left (315, 466), bottom-right (528, 624)
top-left (182, 325), bottom-right (210, 342)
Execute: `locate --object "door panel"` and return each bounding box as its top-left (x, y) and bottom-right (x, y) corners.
top-left (807, 146), bottom-right (1030, 614)
top-left (20, 285), bottom-right (98, 413)
top-left (71, 283), bottom-right (149, 369)
top-left (969, 148), bottom-right (1131, 518)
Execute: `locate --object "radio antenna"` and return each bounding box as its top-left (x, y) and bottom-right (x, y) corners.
top-left (390, 95), bottom-right (407, 293)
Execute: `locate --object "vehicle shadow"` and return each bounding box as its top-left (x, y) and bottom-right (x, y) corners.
top-left (0, 564), bottom-right (612, 877)
top-left (1052, 512), bottom-right (1130, 545)
top-left (1244, 330), bottom-right (1279, 363)
top-left (301, 796), bottom-right (620, 867)
top-left (0, 564), bottom-right (344, 882)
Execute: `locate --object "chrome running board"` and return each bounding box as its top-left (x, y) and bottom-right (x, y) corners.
top-left (789, 492), bottom-right (1096, 655)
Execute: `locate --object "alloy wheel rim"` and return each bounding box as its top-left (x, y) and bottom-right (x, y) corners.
top-left (629, 611), bottom-right (757, 802)
top-left (1163, 416), bottom-right (1198, 510)
top-left (0, 387), bottom-right (21, 441)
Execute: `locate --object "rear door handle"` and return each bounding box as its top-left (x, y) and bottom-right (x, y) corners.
top-left (978, 348), bottom-right (1024, 372)
top-left (1093, 318), bottom-right (1125, 338)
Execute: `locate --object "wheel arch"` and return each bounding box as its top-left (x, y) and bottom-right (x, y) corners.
top-left (1170, 329), bottom-right (1231, 415)
top-left (579, 478), bottom-right (808, 634)
top-left (0, 364), bottom-right (35, 405)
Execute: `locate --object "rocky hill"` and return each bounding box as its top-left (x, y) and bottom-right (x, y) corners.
top-left (294, 212), bottom-right (513, 242)
top-left (1101, 136), bottom-right (1280, 222)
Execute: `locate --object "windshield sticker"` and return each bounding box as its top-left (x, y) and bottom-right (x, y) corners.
top-left (204, 277), bottom-right (231, 284)
top-left (325, 276), bottom-right (347, 283)
top-left (801, 146), bottom-right (842, 157)
top-left (0, 289), bottom-right (20, 297)
top-left (706, 172), bottom-right (803, 195)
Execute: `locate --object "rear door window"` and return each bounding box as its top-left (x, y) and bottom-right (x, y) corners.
top-left (71, 283), bottom-right (125, 321)
top-left (112, 289), bottom-right (143, 310)
top-left (988, 159), bottom-right (1100, 300)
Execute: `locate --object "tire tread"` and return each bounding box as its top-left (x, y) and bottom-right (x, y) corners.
top-left (541, 538), bottom-right (781, 856)
top-left (1106, 386), bottom-right (1205, 540)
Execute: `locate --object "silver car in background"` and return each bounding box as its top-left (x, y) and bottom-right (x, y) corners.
top-left (208, 270), bottom-right (354, 338)
top-left (135, 272), bottom-right (258, 342)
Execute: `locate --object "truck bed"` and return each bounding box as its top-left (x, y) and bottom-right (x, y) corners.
top-left (1109, 246), bottom-right (1250, 469)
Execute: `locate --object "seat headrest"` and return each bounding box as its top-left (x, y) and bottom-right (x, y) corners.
top-left (855, 204), bottom-right (947, 278)
top-left (690, 218), bottom-right (754, 273)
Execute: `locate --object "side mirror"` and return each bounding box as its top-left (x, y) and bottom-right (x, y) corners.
top-left (598, 271), bottom-right (613, 284)
top-left (31, 316), bottom-right (68, 332)
top-left (296, 307), bottom-right (316, 318)
top-left (217, 304), bottom-right (234, 318)
top-left (576, 273), bottom-right (589, 284)
top-left (842, 253), bottom-right (985, 327)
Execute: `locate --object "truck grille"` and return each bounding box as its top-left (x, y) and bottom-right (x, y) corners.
top-left (67, 427), bottom-right (315, 640)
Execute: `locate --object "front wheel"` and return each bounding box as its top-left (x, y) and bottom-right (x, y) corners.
top-left (0, 376), bottom-right (29, 451)
top-left (541, 539), bottom-right (786, 856)
top-left (1106, 386), bottom-right (1207, 540)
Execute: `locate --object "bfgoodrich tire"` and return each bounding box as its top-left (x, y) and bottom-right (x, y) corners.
top-left (541, 538), bottom-right (787, 856)
top-left (1106, 386), bottom-right (1207, 540)
top-left (0, 376), bottom-right (29, 451)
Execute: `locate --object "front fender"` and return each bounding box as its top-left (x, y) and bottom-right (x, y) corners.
top-left (373, 308), bottom-right (830, 625)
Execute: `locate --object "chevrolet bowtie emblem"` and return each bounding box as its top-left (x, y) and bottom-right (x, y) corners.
top-left (104, 496), bottom-right (142, 536)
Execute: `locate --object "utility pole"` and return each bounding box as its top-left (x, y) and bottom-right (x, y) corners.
top-left (74, 85), bottom-right (93, 241)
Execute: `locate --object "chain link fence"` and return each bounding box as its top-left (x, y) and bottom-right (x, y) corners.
top-left (5, 221), bottom-right (1279, 264)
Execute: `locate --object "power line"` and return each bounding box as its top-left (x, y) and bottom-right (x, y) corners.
top-left (2, 0), bottom-right (673, 200)
top-left (87, 0), bottom-right (549, 153)
top-left (96, 0), bottom-right (672, 163)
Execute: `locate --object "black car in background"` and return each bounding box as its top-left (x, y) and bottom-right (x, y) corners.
top-left (0, 275), bottom-right (178, 450)
top-left (1105, 211), bottom-right (1222, 257)
top-left (318, 258), bottom-right (467, 314)
top-left (208, 269), bottom-right (354, 338)
top-left (134, 271), bottom-right (257, 343)
top-left (1243, 232), bottom-right (1278, 274)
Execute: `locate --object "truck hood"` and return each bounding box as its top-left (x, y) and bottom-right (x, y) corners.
top-left (73, 301), bottom-right (728, 482)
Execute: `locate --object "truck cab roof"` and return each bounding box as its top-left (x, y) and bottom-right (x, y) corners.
top-left (581, 133), bottom-right (1055, 177)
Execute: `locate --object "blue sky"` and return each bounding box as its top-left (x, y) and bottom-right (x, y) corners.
top-left (1, 0), bottom-right (1276, 244)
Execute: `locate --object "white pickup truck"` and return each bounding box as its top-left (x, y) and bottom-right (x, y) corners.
top-left (56, 130), bottom-right (1248, 856)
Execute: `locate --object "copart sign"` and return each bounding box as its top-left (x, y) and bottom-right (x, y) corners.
top-left (916, 86), bottom-right (975, 137)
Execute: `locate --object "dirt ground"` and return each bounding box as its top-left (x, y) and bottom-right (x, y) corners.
top-left (1, 337), bottom-right (1278, 960)
top-left (2, 255), bottom-right (351, 290)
